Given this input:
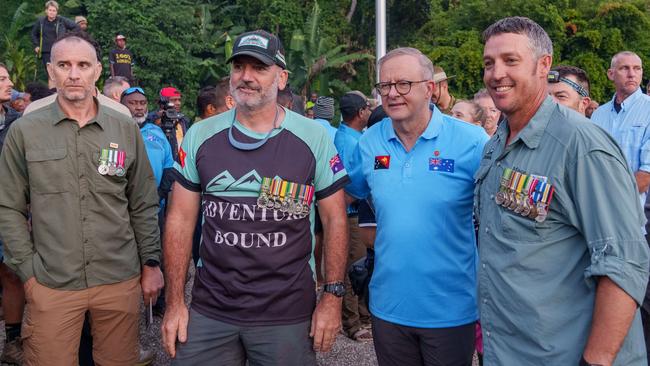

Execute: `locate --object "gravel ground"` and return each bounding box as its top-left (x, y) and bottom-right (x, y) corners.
top-left (1, 264), bottom-right (477, 365)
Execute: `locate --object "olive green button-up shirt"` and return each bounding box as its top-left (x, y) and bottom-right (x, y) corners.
top-left (0, 98), bottom-right (160, 289)
top-left (474, 97), bottom-right (649, 365)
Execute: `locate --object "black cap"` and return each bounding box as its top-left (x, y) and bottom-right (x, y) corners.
top-left (227, 30), bottom-right (286, 69)
top-left (340, 92), bottom-right (369, 119)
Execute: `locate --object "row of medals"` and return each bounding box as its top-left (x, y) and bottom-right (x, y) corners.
top-left (494, 168), bottom-right (554, 223)
top-left (257, 177), bottom-right (314, 217)
top-left (97, 149), bottom-right (126, 177)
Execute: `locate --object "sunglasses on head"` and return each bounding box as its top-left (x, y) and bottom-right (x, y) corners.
top-left (121, 87), bottom-right (145, 98)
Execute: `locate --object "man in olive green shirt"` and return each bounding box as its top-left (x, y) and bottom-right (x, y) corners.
top-left (0, 31), bottom-right (163, 365)
top-left (476, 17), bottom-right (648, 365)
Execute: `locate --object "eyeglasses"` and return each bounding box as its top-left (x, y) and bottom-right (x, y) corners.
top-left (374, 80), bottom-right (429, 97)
top-left (121, 87), bottom-right (145, 98)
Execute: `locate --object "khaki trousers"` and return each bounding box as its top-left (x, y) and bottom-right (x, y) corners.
top-left (342, 216), bottom-right (371, 336)
top-left (22, 276), bottom-right (141, 366)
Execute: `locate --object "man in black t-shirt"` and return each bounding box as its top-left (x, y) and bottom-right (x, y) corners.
top-left (109, 34), bottom-right (135, 84)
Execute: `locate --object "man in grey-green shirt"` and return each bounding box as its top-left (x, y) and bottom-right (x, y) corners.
top-left (476, 17), bottom-right (649, 365)
top-left (0, 31), bottom-right (163, 365)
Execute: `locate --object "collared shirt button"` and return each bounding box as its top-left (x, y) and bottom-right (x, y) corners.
top-left (405, 163), bottom-right (410, 168)
top-left (483, 298), bottom-right (488, 304)
top-left (496, 162), bottom-right (501, 167)
top-left (486, 331), bottom-right (491, 337)
top-left (482, 263), bottom-right (486, 269)
top-left (485, 227), bottom-right (490, 233)
top-left (490, 194), bottom-right (495, 199)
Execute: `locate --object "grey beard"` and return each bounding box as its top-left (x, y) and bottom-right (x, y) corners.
top-left (134, 116), bottom-right (146, 125)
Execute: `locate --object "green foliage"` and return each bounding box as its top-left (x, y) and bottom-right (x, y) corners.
top-left (286, 1), bottom-right (373, 96)
top-left (1, 1), bottom-right (38, 90)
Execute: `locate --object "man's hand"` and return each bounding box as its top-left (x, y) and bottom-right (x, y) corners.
top-left (34, 47), bottom-right (40, 54)
top-left (310, 293), bottom-right (342, 352)
top-left (162, 303), bottom-right (189, 358)
top-left (141, 265), bottom-right (164, 305)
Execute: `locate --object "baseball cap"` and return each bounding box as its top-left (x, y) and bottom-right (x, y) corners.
top-left (160, 87), bottom-right (181, 98)
top-left (227, 30), bottom-right (286, 69)
top-left (75, 16), bottom-right (87, 24)
top-left (115, 34), bottom-right (126, 40)
top-left (339, 92), bottom-right (369, 117)
top-left (432, 66), bottom-right (455, 83)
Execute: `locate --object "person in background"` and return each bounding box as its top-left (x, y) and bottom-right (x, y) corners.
top-left (277, 86), bottom-right (294, 109)
top-left (196, 79), bottom-right (233, 120)
top-left (473, 88), bottom-right (500, 136)
top-left (335, 91), bottom-right (373, 342)
top-left (313, 96), bottom-right (338, 141)
top-left (102, 76), bottom-right (130, 103)
top-left (451, 99), bottom-right (485, 127)
top-left (547, 65), bottom-right (592, 116)
top-left (31, 0), bottom-right (78, 78)
top-left (585, 100), bottom-right (599, 118)
top-left (431, 65), bottom-right (456, 115)
top-left (75, 16), bottom-right (88, 32)
top-left (0, 62), bottom-right (25, 366)
top-left (9, 90), bottom-right (30, 114)
top-left (109, 34), bottom-right (135, 84)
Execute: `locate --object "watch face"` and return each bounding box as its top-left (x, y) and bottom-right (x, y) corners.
top-left (325, 283), bottom-right (346, 297)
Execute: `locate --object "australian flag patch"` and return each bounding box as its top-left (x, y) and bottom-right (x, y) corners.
top-left (329, 154), bottom-right (345, 174)
top-left (429, 158), bottom-right (454, 172)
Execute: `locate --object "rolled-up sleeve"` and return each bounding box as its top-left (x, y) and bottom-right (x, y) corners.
top-left (0, 124), bottom-right (34, 282)
top-left (126, 123), bottom-right (161, 264)
top-left (570, 149), bottom-right (649, 305)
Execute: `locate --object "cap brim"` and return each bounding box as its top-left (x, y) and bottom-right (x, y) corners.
top-left (227, 50), bottom-right (275, 66)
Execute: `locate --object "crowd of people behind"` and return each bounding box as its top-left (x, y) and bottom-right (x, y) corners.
top-left (1, 2), bottom-right (650, 366)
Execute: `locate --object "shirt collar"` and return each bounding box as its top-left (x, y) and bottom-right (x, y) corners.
top-left (339, 122), bottom-right (362, 138)
top-left (52, 96), bottom-right (106, 130)
top-left (505, 95), bottom-right (555, 150)
top-left (609, 87), bottom-right (643, 112)
top-left (385, 105), bottom-right (443, 142)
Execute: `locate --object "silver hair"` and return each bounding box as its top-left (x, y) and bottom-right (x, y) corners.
top-left (473, 88), bottom-right (491, 100)
top-left (610, 51), bottom-right (642, 69)
top-left (483, 16), bottom-right (553, 59)
top-left (102, 76), bottom-right (129, 96)
top-left (378, 47), bottom-right (434, 80)
top-left (45, 0), bottom-right (59, 10)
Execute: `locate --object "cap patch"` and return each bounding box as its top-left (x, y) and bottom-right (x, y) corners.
top-left (239, 35), bottom-right (269, 49)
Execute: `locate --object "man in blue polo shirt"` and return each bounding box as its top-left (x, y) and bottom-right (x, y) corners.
top-left (335, 91), bottom-right (373, 341)
top-left (346, 47), bottom-right (488, 366)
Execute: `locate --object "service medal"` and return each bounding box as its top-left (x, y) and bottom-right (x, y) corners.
top-left (115, 150), bottom-right (126, 177)
top-left (98, 164), bottom-right (109, 175)
top-left (97, 148), bottom-right (109, 175)
top-left (495, 191), bottom-right (505, 205)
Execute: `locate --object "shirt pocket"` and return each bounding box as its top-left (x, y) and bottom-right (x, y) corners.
top-left (25, 147), bottom-right (69, 194)
top-left (92, 151), bottom-right (128, 194)
top-left (501, 208), bottom-right (547, 243)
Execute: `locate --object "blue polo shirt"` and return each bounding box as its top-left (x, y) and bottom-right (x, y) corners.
top-left (346, 107), bottom-right (488, 327)
top-left (140, 122), bottom-right (174, 186)
top-left (335, 122), bottom-right (363, 215)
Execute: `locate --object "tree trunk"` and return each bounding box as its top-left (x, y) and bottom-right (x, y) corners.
top-left (345, 0), bottom-right (357, 22)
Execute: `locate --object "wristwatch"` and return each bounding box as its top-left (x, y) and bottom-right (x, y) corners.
top-left (144, 259), bottom-right (160, 268)
top-left (323, 281), bottom-right (346, 297)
